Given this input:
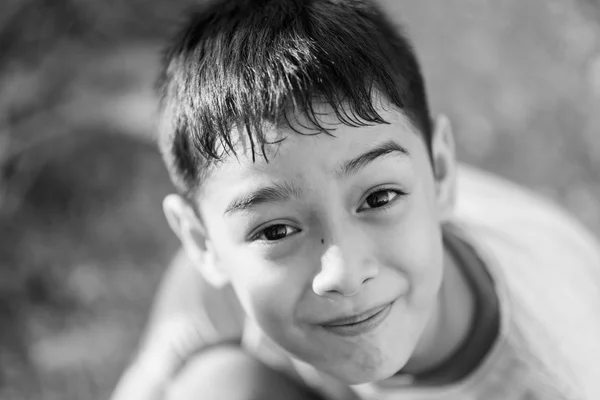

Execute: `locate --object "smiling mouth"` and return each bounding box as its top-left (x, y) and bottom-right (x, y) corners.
top-left (319, 302), bottom-right (394, 337)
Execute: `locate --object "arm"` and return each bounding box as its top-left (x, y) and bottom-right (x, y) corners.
top-left (111, 250), bottom-right (245, 400)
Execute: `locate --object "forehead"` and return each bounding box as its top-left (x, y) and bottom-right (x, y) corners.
top-left (197, 103), bottom-right (423, 200)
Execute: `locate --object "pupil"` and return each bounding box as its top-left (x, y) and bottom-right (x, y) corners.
top-left (265, 225), bottom-right (287, 240)
top-left (367, 191), bottom-right (389, 208)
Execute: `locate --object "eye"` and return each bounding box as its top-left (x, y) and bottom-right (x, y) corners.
top-left (358, 189), bottom-right (403, 211)
top-left (255, 224), bottom-right (300, 241)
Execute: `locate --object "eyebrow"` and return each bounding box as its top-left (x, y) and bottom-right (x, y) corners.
top-left (223, 140), bottom-right (409, 216)
top-left (335, 140), bottom-right (410, 179)
top-left (224, 181), bottom-right (303, 215)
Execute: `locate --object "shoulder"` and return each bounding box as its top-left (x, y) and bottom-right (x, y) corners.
top-left (454, 164), bottom-right (600, 269)
top-left (453, 165), bottom-right (600, 313)
top-left (453, 165), bottom-right (600, 398)
top-left (145, 249), bottom-right (246, 353)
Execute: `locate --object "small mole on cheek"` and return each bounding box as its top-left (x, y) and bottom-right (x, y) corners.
top-left (321, 238), bottom-right (325, 245)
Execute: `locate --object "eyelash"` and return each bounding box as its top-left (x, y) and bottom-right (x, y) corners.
top-left (250, 188), bottom-right (407, 243)
top-left (358, 187), bottom-right (407, 213)
top-left (251, 223), bottom-right (301, 243)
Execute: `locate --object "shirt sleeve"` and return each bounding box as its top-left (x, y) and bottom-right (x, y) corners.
top-left (111, 249), bottom-right (245, 400)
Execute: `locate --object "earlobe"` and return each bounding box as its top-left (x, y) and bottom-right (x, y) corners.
top-left (431, 114), bottom-right (457, 221)
top-left (162, 194), bottom-right (230, 287)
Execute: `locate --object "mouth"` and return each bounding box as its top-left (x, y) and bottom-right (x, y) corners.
top-left (319, 302), bottom-right (394, 337)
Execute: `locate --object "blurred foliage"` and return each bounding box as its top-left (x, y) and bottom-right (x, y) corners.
top-left (0, 133), bottom-right (179, 399)
top-left (1, 0), bottom-right (600, 399)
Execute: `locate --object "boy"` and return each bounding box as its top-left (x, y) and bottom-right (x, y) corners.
top-left (112, 0), bottom-right (600, 399)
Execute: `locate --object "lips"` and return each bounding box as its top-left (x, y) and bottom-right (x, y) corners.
top-left (318, 302), bottom-right (394, 337)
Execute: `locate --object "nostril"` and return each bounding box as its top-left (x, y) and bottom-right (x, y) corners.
top-left (340, 287), bottom-right (361, 297)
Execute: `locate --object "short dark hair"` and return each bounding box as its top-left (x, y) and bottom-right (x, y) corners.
top-left (157, 0), bottom-right (432, 198)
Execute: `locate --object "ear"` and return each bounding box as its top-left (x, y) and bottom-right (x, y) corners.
top-left (163, 194), bottom-right (229, 287)
top-left (430, 114), bottom-right (457, 221)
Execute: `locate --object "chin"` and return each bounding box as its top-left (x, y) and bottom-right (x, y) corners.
top-left (326, 357), bottom-right (408, 386)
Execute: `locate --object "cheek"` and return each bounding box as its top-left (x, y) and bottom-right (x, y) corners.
top-left (405, 212), bottom-right (444, 305)
top-left (380, 184), bottom-right (444, 299)
top-left (221, 249), bottom-right (311, 330)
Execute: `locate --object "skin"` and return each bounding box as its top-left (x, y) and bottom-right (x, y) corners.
top-left (163, 102), bottom-right (474, 385)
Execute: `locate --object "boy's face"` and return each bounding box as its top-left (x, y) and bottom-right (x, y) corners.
top-left (192, 105), bottom-right (449, 383)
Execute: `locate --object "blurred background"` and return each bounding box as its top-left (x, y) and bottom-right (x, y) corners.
top-left (1, 0), bottom-right (599, 399)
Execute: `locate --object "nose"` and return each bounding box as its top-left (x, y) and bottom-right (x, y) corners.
top-left (312, 234), bottom-right (379, 298)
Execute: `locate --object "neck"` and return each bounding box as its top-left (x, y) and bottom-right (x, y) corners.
top-left (401, 243), bottom-right (476, 375)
